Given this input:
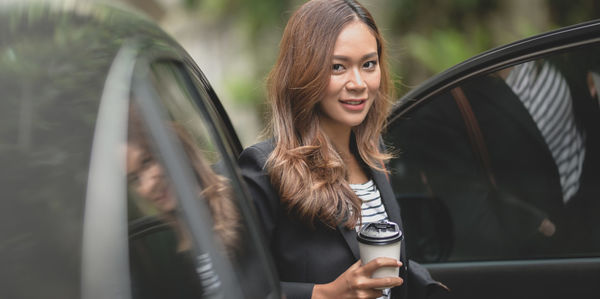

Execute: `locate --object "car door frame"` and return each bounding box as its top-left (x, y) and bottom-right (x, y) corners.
top-left (131, 42), bottom-right (281, 299)
top-left (387, 20), bottom-right (600, 299)
top-left (81, 42), bottom-right (137, 299)
top-left (181, 56), bottom-right (283, 298)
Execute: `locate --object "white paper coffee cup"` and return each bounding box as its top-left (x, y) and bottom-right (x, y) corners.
top-left (357, 220), bottom-right (403, 281)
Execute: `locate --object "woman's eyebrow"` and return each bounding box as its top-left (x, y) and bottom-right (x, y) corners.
top-left (332, 52), bottom-right (378, 61)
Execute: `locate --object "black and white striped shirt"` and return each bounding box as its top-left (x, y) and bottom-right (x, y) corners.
top-left (505, 61), bottom-right (585, 203)
top-left (351, 179), bottom-right (389, 231)
top-left (350, 179), bottom-right (390, 299)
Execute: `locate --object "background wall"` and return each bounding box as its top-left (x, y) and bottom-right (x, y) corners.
top-left (123, 0), bottom-right (600, 147)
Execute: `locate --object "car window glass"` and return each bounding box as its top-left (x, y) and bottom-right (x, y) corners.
top-left (386, 42), bottom-right (600, 262)
top-left (128, 61), bottom-right (276, 298)
top-left (0, 57), bottom-right (98, 299)
top-left (126, 108), bottom-right (211, 298)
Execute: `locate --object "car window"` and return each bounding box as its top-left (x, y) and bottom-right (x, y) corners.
top-left (0, 50), bottom-right (99, 299)
top-left (126, 107), bottom-right (210, 298)
top-left (126, 61), bottom-right (277, 299)
top-left (386, 42), bottom-right (600, 262)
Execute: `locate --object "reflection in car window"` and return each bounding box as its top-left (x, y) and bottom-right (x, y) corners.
top-left (126, 61), bottom-right (276, 298)
top-left (387, 43), bottom-right (600, 263)
top-left (126, 110), bottom-right (213, 298)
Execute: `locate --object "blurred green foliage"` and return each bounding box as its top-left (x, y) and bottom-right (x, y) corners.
top-left (186, 0), bottom-right (289, 38)
top-left (177, 0), bottom-right (600, 123)
top-left (404, 28), bottom-right (490, 73)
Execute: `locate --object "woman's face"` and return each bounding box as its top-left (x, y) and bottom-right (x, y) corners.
top-left (126, 143), bottom-right (177, 213)
top-left (318, 20), bottom-right (381, 135)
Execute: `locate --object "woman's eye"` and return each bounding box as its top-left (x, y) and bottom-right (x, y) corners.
top-left (127, 173), bottom-right (140, 186)
top-left (332, 64), bottom-right (345, 72)
top-left (141, 154), bottom-right (154, 168)
top-left (363, 60), bottom-right (377, 69)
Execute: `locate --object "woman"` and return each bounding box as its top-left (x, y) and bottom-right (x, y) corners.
top-left (239, 0), bottom-right (445, 298)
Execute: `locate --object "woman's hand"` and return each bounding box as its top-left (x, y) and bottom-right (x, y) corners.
top-left (538, 218), bottom-right (556, 237)
top-left (311, 258), bottom-right (404, 299)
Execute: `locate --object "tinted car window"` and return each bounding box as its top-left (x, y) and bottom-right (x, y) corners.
top-left (126, 61), bottom-right (276, 298)
top-left (387, 43), bottom-right (600, 262)
top-left (126, 109), bottom-right (210, 298)
top-left (0, 73), bottom-right (96, 298)
top-left (0, 11), bottom-right (110, 298)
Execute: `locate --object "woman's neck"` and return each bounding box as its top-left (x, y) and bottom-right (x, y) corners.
top-left (320, 126), bottom-right (369, 184)
top-left (320, 124), bottom-right (352, 155)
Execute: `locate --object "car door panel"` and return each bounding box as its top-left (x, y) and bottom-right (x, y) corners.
top-left (427, 258), bottom-right (600, 298)
top-left (386, 22), bottom-right (600, 299)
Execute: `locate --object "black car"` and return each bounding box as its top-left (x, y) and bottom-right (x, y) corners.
top-left (3, 1), bottom-right (600, 298)
top-left (1, 1), bottom-right (279, 298)
top-left (384, 20), bottom-right (600, 298)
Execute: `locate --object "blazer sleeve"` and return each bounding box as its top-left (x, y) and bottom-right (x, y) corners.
top-left (407, 260), bottom-right (450, 299)
top-left (238, 145), bottom-right (279, 240)
top-left (238, 144), bottom-right (316, 299)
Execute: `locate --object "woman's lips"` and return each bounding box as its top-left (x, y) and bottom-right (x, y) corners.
top-left (339, 99), bottom-right (367, 111)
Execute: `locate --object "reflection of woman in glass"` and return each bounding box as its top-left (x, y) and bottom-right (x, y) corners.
top-left (238, 1), bottom-right (445, 298)
top-left (126, 115), bottom-right (243, 298)
top-left (126, 140), bottom-right (177, 212)
top-left (126, 116), bottom-right (240, 256)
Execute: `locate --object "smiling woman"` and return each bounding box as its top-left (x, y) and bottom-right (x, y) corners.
top-left (320, 21), bottom-right (381, 144)
top-left (238, 0), bottom-right (447, 299)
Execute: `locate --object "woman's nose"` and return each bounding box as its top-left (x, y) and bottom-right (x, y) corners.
top-left (138, 164), bottom-right (163, 193)
top-left (346, 68), bottom-right (366, 90)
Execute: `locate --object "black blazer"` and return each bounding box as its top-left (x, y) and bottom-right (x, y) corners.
top-left (238, 140), bottom-right (443, 299)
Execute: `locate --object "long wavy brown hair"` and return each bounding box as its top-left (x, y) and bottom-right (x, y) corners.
top-left (173, 124), bottom-right (241, 256)
top-left (265, 0), bottom-right (393, 229)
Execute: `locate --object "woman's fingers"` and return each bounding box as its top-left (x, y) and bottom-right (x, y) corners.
top-left (315, 259), bottom-right (403, 298)
top-left (349, 274), bottom-right (404, 290)
top-left (359, 288), bottom-right (385, 298)
top-left (360, 257), bottom-right (402, 275)
top-left (370, 276), bottom-right (404, 288)
top-left (346, 258), bottom-right (404, 290)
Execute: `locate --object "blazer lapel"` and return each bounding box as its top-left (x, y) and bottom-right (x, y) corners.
top-left (335, 164), bottom-right (405, 261)
top-left (337, 136), bottom-right (404, 261)
top-left (370, 165), bottom-right (407, 264)
top-left (371, 166), bottom-right (402, 228)
top-left (337, 223), bottom-right (360, 260)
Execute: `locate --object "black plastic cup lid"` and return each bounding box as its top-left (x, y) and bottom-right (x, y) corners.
top-left (357, 220), bottom-right (403, 245)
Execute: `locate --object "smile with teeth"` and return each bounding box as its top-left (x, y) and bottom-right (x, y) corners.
top-left (340, 99), bottom-right (366, 105)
